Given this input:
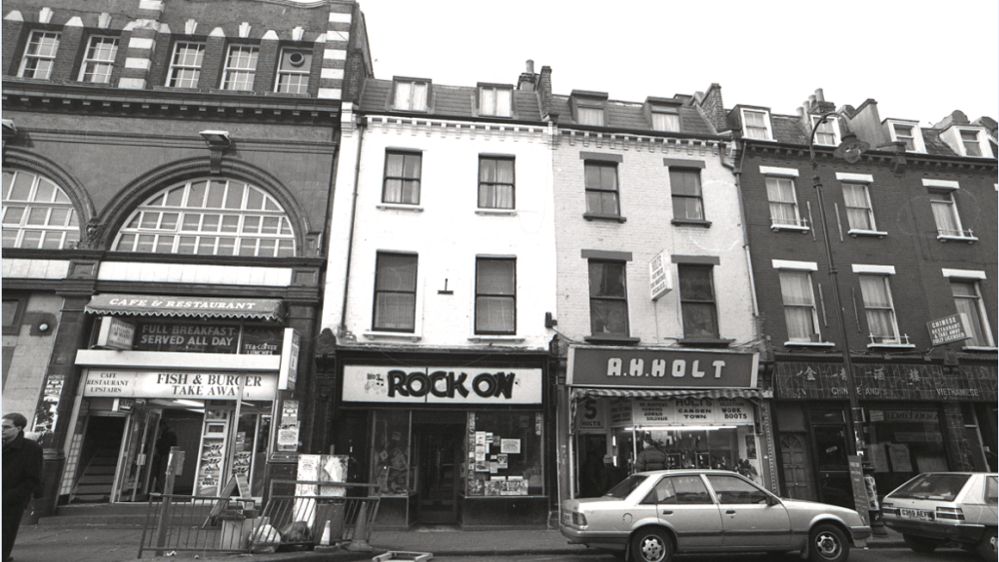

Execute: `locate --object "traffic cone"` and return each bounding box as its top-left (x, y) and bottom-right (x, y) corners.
top-left (313, 519), bottom-right (338, 553)
top-left (345, 501), bottom-right (373, 552)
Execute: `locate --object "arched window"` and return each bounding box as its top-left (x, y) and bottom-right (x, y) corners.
top-left (113, 178), bottom-right (296, 257)
top-left (2, 169), bottom-right (81, 249)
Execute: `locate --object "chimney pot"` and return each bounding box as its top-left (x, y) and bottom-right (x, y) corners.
top-left (815, 88), bottom-right (824, 102)
top-left (808, 94), bottom-right (816, 105)
top-left (526, 59), bottom-right (535, 74)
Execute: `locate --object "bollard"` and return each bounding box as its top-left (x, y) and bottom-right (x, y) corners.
top-left (344, 499), bottom-right (373, 552)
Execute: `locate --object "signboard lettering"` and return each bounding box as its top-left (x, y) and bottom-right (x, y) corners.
top-left (649, 251), bottom-right (671, 301)
top-left (83, 370), bottom-right (277, 400)
top-left (568, 346), bottom-right (758, 388)
top-left (96, 317), bottom-right (136, 350)
top-left (132, 322), bottom-right (282, 355)
top-left (342, 365), bottom-right (542, 405)
top-left (615, 398), bottom-right (755, 427)
top-left (927, 313), bottom-right (969, 346)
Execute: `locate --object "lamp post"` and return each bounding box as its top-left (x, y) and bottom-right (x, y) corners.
top-left (807, 112), bottom-right (872, 523)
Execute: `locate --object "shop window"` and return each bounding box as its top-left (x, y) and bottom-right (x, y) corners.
top-left (112, 178), bottom-right (296, 257)
top-left (677, 264), bottom-right (718, 339)
top-left (588, 260), bottom-right (629, 337)
top-left (371, 410), bottom-right (411, 496)
top-left (382, 151), bottom-right (422, 205)
top-left (2, 169), bottom-right (81, 249)
top-left (474, 257), bottom-right (516, 335)
top-left (466, 411), bottom-right (544, 496)
top-left (373, 252), bottom-right (418, 332)
top-left (478, 156), bottom-right (515, 210)
top-left (866, 408), bottom-right (948, 490)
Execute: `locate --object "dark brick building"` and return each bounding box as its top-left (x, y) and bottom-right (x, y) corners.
top-left (694, 86), bottom-right (998, 512)
top-left (2, 0), bottom-right (371, 512)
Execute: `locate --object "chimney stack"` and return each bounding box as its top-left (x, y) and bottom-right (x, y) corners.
top-left (517, 59), bottom-right (538, 91)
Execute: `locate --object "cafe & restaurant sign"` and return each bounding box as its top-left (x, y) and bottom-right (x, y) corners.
top-left (83, 369), bottom-right (278, 400)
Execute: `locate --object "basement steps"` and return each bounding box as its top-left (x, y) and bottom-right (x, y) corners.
top-left (68, 447), bottom-right (118, 503)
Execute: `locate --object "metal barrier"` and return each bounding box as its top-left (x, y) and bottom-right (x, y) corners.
top-left (137, 481), bottom-right (380, 558)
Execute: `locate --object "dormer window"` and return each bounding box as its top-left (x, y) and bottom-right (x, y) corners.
top-left (886, 120), bottom-right (925, 152)
top-left (810, 115), bottom-right (841, 146)
top-left (960, 130), bottom-right (983, 156)
top-left (577, 106), bottom-right (604, 126)
top-left (741, 108), bottom-right (773, 140)
top-left (478, 85), bottom-right (512, 117)
top-left (571, 90), bottom-right (607, 126)
top-left (651, 107), bottom-right (680, 132)
top-left (393, 79), bottom-right (429, 111)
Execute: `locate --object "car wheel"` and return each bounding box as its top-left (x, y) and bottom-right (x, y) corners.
top-left (977, 527), bottom-right (997, 561)
top-left (902, 534), bottom-right (940, 553)
top-left (808, 524), bottom-right (849, 562)
top-left (630, 527), bottom-right (672, 562)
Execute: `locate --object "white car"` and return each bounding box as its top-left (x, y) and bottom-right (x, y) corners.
top-left (880, 471), bottom-right (997, 560)
top-left (561, 469), bottom-right (870, 562)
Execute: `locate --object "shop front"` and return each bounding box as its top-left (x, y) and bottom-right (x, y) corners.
top-left (773, 359), bottom-right (998, 510)
top-left (59, 293), bottom-right (299, 504)
top-left (331, 352), bottom-right (552, 529)
top-left (564, 345), bottom-right (772, 500)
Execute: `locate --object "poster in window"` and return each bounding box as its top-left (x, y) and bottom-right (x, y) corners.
top-left (500, 438), bottom-right (521, 454)
top-left (888, 443), bottom-right (912, 472)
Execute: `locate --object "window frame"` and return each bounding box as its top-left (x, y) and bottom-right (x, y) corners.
top-left (77, 35), bottom-right (119, 84)
top-left (810, 115), bottom-right (841, 146)
top-left (477, 155), bottom-right (515, 210)
top-left (587, 259), bottom-right (630, 338)
top-left (764, 175), bottom-right (807, 230)
top-left (220, 43), bottom-right (259, 91)
top-left (274, 47), bottom-right (312, 94)
top-left (958, 128), bottom-right (985, 157)
top-left (740, 108), bottom-right (773, 141)
top-left (576, 105), bottom-right (605, 126)
top-left (774, 263), bottom-right (824, 346)
top-left (372, 252), bottom-right (418, 333)
top-left (474, 257), bottom-right (517, 335)
top-left (949, 278), bottom-right (995, 348)
top-left (477, 85), bottom-right (513, 118)
top-left (392, 79), bottom-right (430, 112)
top-left (928, 189), bottom-right (972, 239)
top-left (857, 273), bottom-right (904, 346)
top-left (382, 151), bottom-right (423, 206)
top-left (583, 161), bottom-right (621, 218)
top-left (18, 30), bottom-right (61, 80)
top-left (841, 181), bottom-right (878, 233)
top-left (651, 107), bottom-right (680, 132)
top-left (166, 40), bottom-right (206, 88)
top-left (887, 120), bottom-right (925, 153)
top-left (2, 295), bottom-right (26, 336)
top-left (677, 264), bottom-right (719, 339)
top-left (669, 168), bottom-right (705, 222)
top-left (2, 168), bottom-right (81, 250)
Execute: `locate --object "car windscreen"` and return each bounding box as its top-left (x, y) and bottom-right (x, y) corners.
top-left (890, 473), bottom-right (970, 501)
top-left (604, 475), bottom-right (646, 499)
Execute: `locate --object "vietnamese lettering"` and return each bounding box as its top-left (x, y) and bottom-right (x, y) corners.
top-left (387, 370), bottom-right (516, 399)
top-left (605, 358), bottom-right (726, 379)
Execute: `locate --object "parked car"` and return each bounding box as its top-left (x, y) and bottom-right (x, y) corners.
top-left (880, 471), bottom-right (997, 560)
top-left (561, 469), bottom-right (870, 562)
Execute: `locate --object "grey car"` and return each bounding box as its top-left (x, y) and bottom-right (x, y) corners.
top-left (880, 471), bottom-right (997, 560)
top-left (561, 469), bottom-right (870, 562)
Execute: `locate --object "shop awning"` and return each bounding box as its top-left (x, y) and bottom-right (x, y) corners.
top-left (570, 387), bottom-right (772, 400)
top-left (84, 293), bottom-right (284, 321)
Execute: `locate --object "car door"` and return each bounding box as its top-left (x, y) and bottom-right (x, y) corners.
top-left (649, 475), bottom-right (722, 551)
top-left (706, 474), bottom-right (792, 550)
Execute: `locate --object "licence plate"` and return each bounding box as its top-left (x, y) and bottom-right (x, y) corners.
top-left (900, 508), bottom-right (932, 520)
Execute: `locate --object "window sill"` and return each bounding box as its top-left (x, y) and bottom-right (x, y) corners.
top-left (467, 335), bottom-right (525, 343)
top-left (671, 219), bottom-right (712, 228)
top-left (583, 213), bottom-right (627, 223)
top-left (848, 229), bottom-right (888, 238)
top-left (784, 340), bottom-right (836, 348)
top-left (377, 203), bottom-right (424, 212)
top-left (362, 331), bottom-right (422, 342)
top-left (962, 346), bottom-right (998, 352)
top-left (584, 335), bottom-right (640, 345)
top-left (866, 343), bottom-right (916, 350)
top-left (677, 337), bottom-right (733, 348)
top-left (770, 224), bottom-right (810, 233)
top-left (475, 209), bottom-right (517, 216)
top-left (937, 234), bottom-right (978, 243)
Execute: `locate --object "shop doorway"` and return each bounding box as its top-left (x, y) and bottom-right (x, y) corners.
top-left (812, 423), bottom-right (852, 508)
top-left (778, 433), bottom-right (816, 501)
top-left (71, 415), bottom-right (126, 503)
top-left (412, 413), bottom-right (464, 525)
top-left (578, 434), bottom-right (610, 497)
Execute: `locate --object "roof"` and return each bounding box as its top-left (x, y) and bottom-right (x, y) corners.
top-left (548, 95), bottom-right (717, 136)
top-left (358, 79), bottom-right (543, 121)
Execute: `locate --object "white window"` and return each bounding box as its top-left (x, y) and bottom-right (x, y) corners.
top-left (858, 274), bottom-right (903, 345)
top-left (887, 120), bottom-right (925, 152)
top-left (221, 45), bottom-right (258, 91)
top-left (652, 108), bottom-right (680, 132)
top-left (960, 129), bottom-right (983, 157)
top-left (18, 31), bottom-right (61, 79)
top-left (741, 108), bottom-right (772, 140)
top-left (928, 189), bottom-right (973, 239)
top-left (478, 86), bottom-right (512, 117)
top-left (2, 169), bottom-right (80, 249)
top-left (766, 176), bottom-right (806, 229)
top-left (393, 80), bottom-right (428, 111)
top-left (950, 279), bottom-right (994, 347)
top-left (577, 106), bottom-right (604, 126)
top-left (778, 270), bottom-right (821, 342)
top-left (113, 178), bottom-right (296, 257)
top-left (811, 115), bottom-right (841, 146)
top-left (842, 183), bottom-right (877, 231)
top-left (478, 156), bottom-right (515, 210)
top-left (78, 36), bottom-right (118, 83)
top-left (166, 42), bottom-right (205, 88)
top-left (275, 48), bottom-right (311, 94)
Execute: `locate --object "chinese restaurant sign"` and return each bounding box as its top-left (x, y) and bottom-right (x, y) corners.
top-left (341, 365), bottom-right (542, 405)
top-left (567, 346), bottom-right (758, 388)
top-left (926, 313), bottom-right (969, 346)
top-left (83, 370), bottom-right (278, 400)
top-left (774, 362), bottom-right (998, 401)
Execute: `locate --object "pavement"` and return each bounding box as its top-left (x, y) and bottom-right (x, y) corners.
top-left (11, 519), bottom-right (906, 561)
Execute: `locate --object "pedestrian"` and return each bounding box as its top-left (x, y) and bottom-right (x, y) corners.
top-left (635, 434), bottom-right (667, 472)
top-left (3, 412), bottom-right (44, 562)
top-left (153, 419), bottom-right (177, 492)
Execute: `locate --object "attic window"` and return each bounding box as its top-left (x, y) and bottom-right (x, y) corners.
top-left (886, 120), bottom-right (925, 153)
top-left (577, 106), bottom-right (604, 126)
top-left (651, 107), bottom-right (680, 132)
top-left (741, 108), bottom-right (773, 140)
top-left (478, 85), bottom-right (512, 118)
top-left (571, 91), bottom-right (607, 126)
top-left (393, 79), bottom-right (429, 111)
top-left (810, 115), bottom-right (841, 146)
top-left (959, 129), bottom-right (984, 157)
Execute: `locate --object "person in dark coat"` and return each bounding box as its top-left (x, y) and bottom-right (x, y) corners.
top-left (635, 434), bottom-right (667, 472)
top-left (152, 419), bottom-right (178, 492)
top-left (3, 412), bottom-right (43, 562)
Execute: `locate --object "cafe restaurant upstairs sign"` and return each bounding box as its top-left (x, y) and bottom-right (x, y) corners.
top-left (567, 346), bottom-right (758, 389)
top-left (85, 293), bottom-right (284, 321)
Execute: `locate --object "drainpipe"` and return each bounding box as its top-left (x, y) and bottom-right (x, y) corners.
top-left (339, 115), bottom-right (366, 334)
top-left (720, 137), bottom-right (760, 319)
